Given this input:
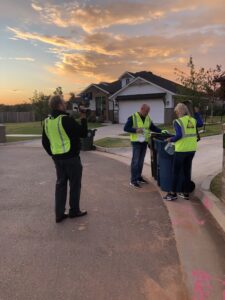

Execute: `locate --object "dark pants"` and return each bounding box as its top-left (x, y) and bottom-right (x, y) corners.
top-left (131, 142), bottom-right (147, 183)
top-left (54, 156), bottom-right (82, 218)
top-left (171, 152), bottom-right (195, 193)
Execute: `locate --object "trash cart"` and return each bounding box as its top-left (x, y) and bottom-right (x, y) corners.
top-left (81, 129), bottom-right (97, 151)
top-left (150, 134), bottom-right (195, 193)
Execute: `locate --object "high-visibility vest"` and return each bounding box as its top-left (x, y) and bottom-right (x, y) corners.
top-left (174, 115), bottom-right (197, 152)
top-left (44, 115), bottom-right (71, 155)
top-left (130, 112), bottom-right (151, 143)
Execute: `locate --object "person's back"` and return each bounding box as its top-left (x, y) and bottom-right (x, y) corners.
top-left (42, 95), bottom-right (88, 223)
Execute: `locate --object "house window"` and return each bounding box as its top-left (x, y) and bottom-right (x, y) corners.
top-left (126, 78), bottom-right (130, 85)
top-left (96, 96), bottom-right (106, 117)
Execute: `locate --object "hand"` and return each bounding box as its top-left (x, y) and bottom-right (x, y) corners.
top-left (166, 138), bottom-right (171, 143)
top-left (136, 128), bottom-right (144, 134)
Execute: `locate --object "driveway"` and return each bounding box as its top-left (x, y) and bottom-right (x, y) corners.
top-left (0, 142), bottom-right (187, 300)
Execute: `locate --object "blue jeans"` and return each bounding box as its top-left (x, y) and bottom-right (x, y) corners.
top-left (131, 142), bottom-right (147, 183)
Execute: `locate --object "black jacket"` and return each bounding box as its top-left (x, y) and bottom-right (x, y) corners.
top-left (42, 110), bottom-right (88, 160)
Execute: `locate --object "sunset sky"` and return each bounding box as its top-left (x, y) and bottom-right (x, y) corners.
top-left (1, 0), bottom-right (225, 104)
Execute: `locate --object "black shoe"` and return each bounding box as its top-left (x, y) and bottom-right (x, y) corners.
top-left (163, 193), bottom-right (177, 201)
top-left (178, 193), bottom-right (189, 200)
top-left (130, 182), bottom-right (142, 188)
top-left (56, 214), bottom-right (68, 223)
top-left (138, 178), bottom-right (149, 184)
top-left (69, 210), bottom-right (88, 218)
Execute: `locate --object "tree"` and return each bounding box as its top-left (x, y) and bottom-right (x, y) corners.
top-left (53, 86), bottom-right (63, 96)
top-left (30, 90), bottom-right (50, 124)
top-left (175, 57), bottom-right (224, 116)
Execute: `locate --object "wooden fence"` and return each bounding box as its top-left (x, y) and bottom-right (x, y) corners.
top-left (0, 111), bottom-right (35, 123)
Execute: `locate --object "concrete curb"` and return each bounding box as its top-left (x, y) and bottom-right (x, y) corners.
top-left (95, 145), bottom-right (225, 234)
top-left (194, 173), bottom-right (225, 233)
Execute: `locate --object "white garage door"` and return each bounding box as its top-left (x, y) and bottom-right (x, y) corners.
top-left (119, 99), bottom-right (164, 124)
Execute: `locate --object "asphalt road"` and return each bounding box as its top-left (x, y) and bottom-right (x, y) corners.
top-left (0, 143), bottom-right (188, 300)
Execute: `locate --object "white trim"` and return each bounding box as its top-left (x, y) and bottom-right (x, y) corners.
top-left (109, 76), bottom-right (176, 99)
top-left (118, 71), bottom-right (135, 80)
top-left (78, 84), bottom-right (110, 96)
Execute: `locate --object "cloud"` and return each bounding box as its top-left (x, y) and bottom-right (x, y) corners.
top-left (32, 1), bottom-right (165, 32)
top-left (0, 56), bottom-right (35, 62)
top-left (31, 0), bottom-right (225, 33)
top-left (31, 3), bottom-right (43, 12)
top-left (7, 23), bottom-right (225, 83)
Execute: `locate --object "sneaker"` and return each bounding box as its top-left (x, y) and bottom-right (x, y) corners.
top-left (130, 182), bottom-right (142, 189)
top-left (163, 193), bottom-right (177, 201)
top-left (138, 178), bottom-right (149, 184)
top-left (178, 193), bottom-right (189, 200)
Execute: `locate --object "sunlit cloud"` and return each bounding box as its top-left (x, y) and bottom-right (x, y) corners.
top-left (32, 1), bottom-right (165, 32)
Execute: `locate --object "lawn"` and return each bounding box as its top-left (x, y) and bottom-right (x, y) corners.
top-left (6, 136), bottom-right (41, 143)
top-left (5, 121), bottom-right (103, 135)
top-left (210, 173), bottom-right (222, 200)
top-left (95, 137), bottom-right (131, 148)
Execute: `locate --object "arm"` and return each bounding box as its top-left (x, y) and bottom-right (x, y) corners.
top-left (150, 122), bottom-right (162, 133)
top-left (124, 116), bottom-right (136, 133)
top-left (169, 122), bottom-right (182, 143)
top-left (194, 112), bottom-right (204, 128)
top-left (42, 126), bottom-right (52, 156)
top-left (63, 116), bottom-right (88, 138)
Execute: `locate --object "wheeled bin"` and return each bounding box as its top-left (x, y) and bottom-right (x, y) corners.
top-left (81, 129), bottom-right (97, 151)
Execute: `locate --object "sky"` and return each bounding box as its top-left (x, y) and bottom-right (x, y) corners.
top-left (0, 0), bottom-right (225, 104)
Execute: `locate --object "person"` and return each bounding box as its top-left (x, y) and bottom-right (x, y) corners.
top-left (163, 103), bottom-right (203, 201)
top-left (124, 104), bottom-right (167, 188)
top-left (42, 95), bottom-right (88, 223)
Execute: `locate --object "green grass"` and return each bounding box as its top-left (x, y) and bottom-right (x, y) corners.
top-left (210, 173), bottom-right (222, 199)
top-left (159, 123), bottom-right (223, 137)
top-left (6, 122), bottom-right (43, 134)
top-left (95, 137), bottom-right (131, 148)
top-left (5, 121), bottom-right (103, 135)
top-left (6, 136), bottom-right (41, 143)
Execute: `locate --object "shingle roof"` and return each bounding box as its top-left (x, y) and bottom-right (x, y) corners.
top-left (129, 71), bottom-right (182, 94)
top-left (95, 71), bottom-right (182, 95)
top-left (97, 80), bottom-right (122, 94)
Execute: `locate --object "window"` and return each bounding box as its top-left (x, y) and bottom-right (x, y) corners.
top-left (126, 78), bottom-right (130, 85)
top-left (95, 96), bottom-right (106, 117)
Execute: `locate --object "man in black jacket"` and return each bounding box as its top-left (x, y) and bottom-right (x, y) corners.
top-left (42, 95), bottom-right (88, 223)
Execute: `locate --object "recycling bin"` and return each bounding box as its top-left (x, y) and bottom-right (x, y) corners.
top-left (151, 136), bottom-right (195, 193)
top-left (81, 129), bottom-right (97, 151)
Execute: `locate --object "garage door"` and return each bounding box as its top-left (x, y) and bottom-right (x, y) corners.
top-left (119, 99), bottom-right (164, 124)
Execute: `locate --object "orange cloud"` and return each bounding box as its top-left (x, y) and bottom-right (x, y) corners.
top-left (32, 1), bottom-right (165, 32)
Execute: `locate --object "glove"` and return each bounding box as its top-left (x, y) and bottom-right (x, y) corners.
top-left (161, 130), bottom-right (169, 135)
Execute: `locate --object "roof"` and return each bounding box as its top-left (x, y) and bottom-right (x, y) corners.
top-left (81, 71), bottom-right (183, 96)
top-left (97, 80), bottom-right (122, 94)
top-left (129, 71), bottom-right (182, 94)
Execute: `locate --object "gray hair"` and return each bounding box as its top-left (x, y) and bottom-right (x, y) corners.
top-left (49, 95), bottom-right (63, 110)
top-left (174, 103), bottom-right (190, 117)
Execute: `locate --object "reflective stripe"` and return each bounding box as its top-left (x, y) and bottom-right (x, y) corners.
top-left (57, 116), bottom-right (66, 153)
top-left (133, 113), bottom-right (138, 128)
top-left (45, 118), bottom-right (49, 137)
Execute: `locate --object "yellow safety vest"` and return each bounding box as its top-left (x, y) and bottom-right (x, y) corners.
top-left (174, 115), bottom-right (197, 152)
top-left (44, 115), bottom-right (71, 155)
top-left (130, 112), bottom-right (151, 143)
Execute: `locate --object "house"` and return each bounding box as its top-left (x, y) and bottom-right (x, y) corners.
top-left (79, 71), bottom-right (185, 124)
